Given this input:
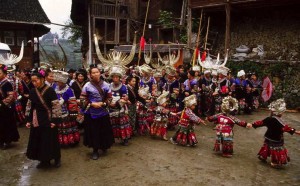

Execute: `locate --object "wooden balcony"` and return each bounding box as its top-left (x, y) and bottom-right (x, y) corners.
top-left (92, 1), bottom-right (130, 18)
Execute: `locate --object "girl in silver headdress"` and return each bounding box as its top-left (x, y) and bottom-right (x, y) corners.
top-left (207, 96), bottom-right (251, 157)
top-left (150, 91), bottom-right (170, 140)
top-left (251, 99), bottom-right (300, 168)
top-left (109, 66), bottom-right (132, 146)
top-left (136, 86), bottom-right (152, 135)
top-left (170, 94), bottom-right (206, 147)
top-left (53, 70), bottom-right (80, 147)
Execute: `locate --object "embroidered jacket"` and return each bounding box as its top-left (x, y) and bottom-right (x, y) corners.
top-left (208, 113), bottom-right (247, 134)
top-left (252, 116), bottom-right (296, 142)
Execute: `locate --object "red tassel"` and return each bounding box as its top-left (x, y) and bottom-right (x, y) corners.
top-left (201, 51), bottom-right (207, 62)
top-left (195, 48), bottom-right (199, 58)
top-left (140, 36), bottom-right (146, 50)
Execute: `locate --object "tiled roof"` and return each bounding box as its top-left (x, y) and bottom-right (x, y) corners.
top-left (0, 0), bottom-right (50, 23)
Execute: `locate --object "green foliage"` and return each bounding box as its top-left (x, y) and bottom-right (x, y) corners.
top-left (177, 18), bottom-right (201, 43)
top-left (226, 60), bottom-right (298, 79)
top-left (265, 63), bottom-right (287, 77)
top-left (61, 19), bottom-right (82, 44)
top-left (157, 10), bottom-right (174, 28)
top-left (226, 60), bottom-right (265, 77)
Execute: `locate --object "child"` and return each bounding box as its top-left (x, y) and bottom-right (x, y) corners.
top-left (150, 91), bottom-right (170, 140)
top-left (170, 94), bottom-right (206, 147)
top-left (137, 86), bottom-right (151, 135)
top-left (207, 96), bottom-right (251, 157)
top-left (251, 99), bottom-right (300, 168)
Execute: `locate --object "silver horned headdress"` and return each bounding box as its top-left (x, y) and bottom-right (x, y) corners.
top-left (0, 41), bottom-right (24, 71)
top-left (221, 96), bottom-right (239, 113)
top-left (94, 32), bottom-right (137, 78)
top-left (269, 98), bottom-right (286, 115)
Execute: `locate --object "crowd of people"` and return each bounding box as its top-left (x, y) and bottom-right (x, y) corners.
top-left (0, 61), bottom-right (299, 170)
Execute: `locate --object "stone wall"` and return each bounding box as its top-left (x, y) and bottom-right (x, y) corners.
top-left (206, 5), bottom-right (300, 109)
top-left (226, 60), bottom-right (300, 109)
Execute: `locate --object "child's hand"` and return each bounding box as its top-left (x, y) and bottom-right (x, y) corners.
top-left (50, 123), bottom-right (56, 128)
top-left (246, 123), bottom-right (252, 129)
top-left (162, 109), bottom-right (169, 114)
top-left (170, 112), bottom-right (176, 116)
top-left (26, 122), bottom-right (31, 128)
top-left (295, 131), bottom-right (300, 135)
top-left (200, 120), bottom-right (206, 125)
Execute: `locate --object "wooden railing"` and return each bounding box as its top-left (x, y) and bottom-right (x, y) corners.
top-left (92, 1), bottom-right (130, 18)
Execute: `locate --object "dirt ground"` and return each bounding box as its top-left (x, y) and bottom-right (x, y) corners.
top-left (1, 110), bottom-right (300, 186)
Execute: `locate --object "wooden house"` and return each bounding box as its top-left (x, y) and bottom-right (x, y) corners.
top-left (71, 0), bottom-right (183, 61)
top-left (188, 0), bottom-right (300, 61)
top-left (0, 0), bottom-right (50, 69)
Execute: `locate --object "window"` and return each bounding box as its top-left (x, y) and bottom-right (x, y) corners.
top-left (17, 31), bottom-right (27, 46)
top-left (4, 31), bottom-right (15, 45)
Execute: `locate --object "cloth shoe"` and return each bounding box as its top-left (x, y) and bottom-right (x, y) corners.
top-left (91, 151), bottom-right (99, 160)
top-left (170, 138), bottom-right (177, 145)
top-left (54, 158), bottom-right (61, 168)
top-left (36, 161), bottom-right (50, 169)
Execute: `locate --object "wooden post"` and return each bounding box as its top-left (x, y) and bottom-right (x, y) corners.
top-left (137, 0), bottom-right (151, 66)
top-left (116, 18), bottom-right (119, 44)
top-left (187, 5), bottom-right (192, 49)
top-left (192, 10), bottom-right (203, 67)
top-left (88, 1), bottom-right (92, 65)
top-left (180, 0), bottom-right (187, 26)
top-left (104, 19), bottom-right (107, 55)
top-left (126, 19), bottom-right (130, 43)
top-left (225, 2), bottom-right (231, 54)
top-left (204, 17), bottom-right (210, 50)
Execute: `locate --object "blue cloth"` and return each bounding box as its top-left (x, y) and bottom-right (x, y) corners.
top-left (82, 81), bottom-right (111, 119)
top-left (55, 86), bottom-right (74, 115)
top-left (140, 77), bottom-right (156, 93)
top-left (183, 78), bottom-right (198, 91)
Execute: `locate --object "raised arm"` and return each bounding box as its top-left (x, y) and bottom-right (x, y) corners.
top-left (186, 108), bottom-right (206, 125)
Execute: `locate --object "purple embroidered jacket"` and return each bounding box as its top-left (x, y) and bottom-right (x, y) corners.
top-left (81, 81), bottom-right (111, 119)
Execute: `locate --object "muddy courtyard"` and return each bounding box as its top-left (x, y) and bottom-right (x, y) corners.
top-left (1, 110), bottom-right (300, 186)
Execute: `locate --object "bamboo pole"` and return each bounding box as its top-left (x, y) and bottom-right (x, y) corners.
top-left (204, 17), bottom-right (210, 50)
top-left (225, 2), bottom-right (231, 54)
top-left (138, 0), bottom-right (151, 66)
top-left (192, 9), bottom-right (203, 67)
